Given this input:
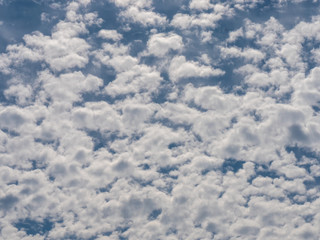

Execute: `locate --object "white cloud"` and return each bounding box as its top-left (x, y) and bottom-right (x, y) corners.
top-left (155, 102), bottom-right (200, 125)
top-left (109, 0), bottom-right (167, 27)
top-left (242, 18), bottom-right (262, 39)
top-left (168, 56), bottom-right (224, 82)
top-left (110, 0), bottom-right (152, 8)
top-left (98, 29), bottom-right (122, 41)
top-left (4, 84), bottom-right (33, 106)
top-left (220, 46), bottom-right (266, 63)
top-left (200, 30), bottom-right (213, 43)
top-left (233, 0), bottom-right (264, 10)
top-left (144, 32), bottom-right (183, 57)
top-left (2, 22), bottom-right (90, 72)
top-left (227, 27), bottom-right (243, 43)
top-left (189, 0), bottom-right (213, 10)
top-left (72, 101), bottom-right (122, 132)
top-left (0, 1), bottom-right (104, 74)
top-left (292, 67), bottom-right (320, 107)
top-left (0, 106), bottom-right (32, 130)
top-left (171, 11), bottom-right (226, 29)
top-left (108, 55), bottom-right (138, 72)
top-left (104, 64), bottom-right (163, 97)
top-left (312, 48), bottom-right (320, 64)
top-left (242, 69), bottom-right (289, 88)
top-left (37, 71), bottom-right (103, 105)
top-left (121, 7), bottom-right (167, 26)
top-left (278, 43), bottom-right (304, 70)
top-left (121, 103), bottom-right (154, 130)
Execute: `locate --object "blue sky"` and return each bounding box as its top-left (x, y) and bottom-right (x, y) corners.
top-left (1, 0), bottom-right (320, 239)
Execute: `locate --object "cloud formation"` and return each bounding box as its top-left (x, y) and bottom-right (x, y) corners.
top-left (1, 0), bottom-right (320, 239)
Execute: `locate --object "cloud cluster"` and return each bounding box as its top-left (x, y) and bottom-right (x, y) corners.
top-left (110, 0), bottom-right (167, 27)
top-left (1, 0), bottom-right (320, 239)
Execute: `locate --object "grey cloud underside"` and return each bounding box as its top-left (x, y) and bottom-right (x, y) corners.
top-left (1, 0), bottom-right (320, 239)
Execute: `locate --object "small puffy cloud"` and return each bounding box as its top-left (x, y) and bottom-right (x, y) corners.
top-left (144, 32), bottom-right (183, 57)
top-left (227, 27), bottom-right (243, 43)
top-left (4, 84), bottom-right (33, 106)
top-left (233, 0), bottom-right (264, 10)
top-left (4, 24), bottom-right (90, 72)
top-left (284, 16), bottom-right (320, 44)
top-left (110, 0), bottom-right (152, 8)
top-left (168, 56), bottom-right (224, 82)
top-left (292, 67), bottom-right (320, 106)
top-left (77, 0), bottom-right (92, 6)
top-left (220, 46), bottom-right (266, 63)
top-left (201, 30), bottom-right (213, 43)
top-left (121, 7), bottom-right (167, 26)
top-left (278, 43), bottom-right (304, 70)
top-left (242, 18), bottom-right (262, 39)
top-left (312, 48), bottom-right (320, 64)
top-left (183, 84), bottom-right (240, 112)
top-left (171, 13), bottom-right (193, 29)
top-left (37, 71), bottom-right (103, 105)
top-left (83, 12), bottom-right (103, 26)
top-left (189, 0), bottom-right (212, 10)
top-left (155, 102), bottom-right (200, 125)
top-left (72, 101), bottom-right (122, 132)
top-left (108, 55), bottom-right (138, 72)
top-left (105, 64), bottom-right (163, 97)
top-left (0, 107), bottom-right (31, 130)
top-left (0, 5), bottom-right (100, 73)
top-left (243, 70), bottom-right (288, 88)
top-left (171, 12), bottom-right (224, 29)
top-left (257, 17), bottom-right (284, 46)
top-left (98, 29), bottom-right (122, 41)
top-left (122, 103), bottom-right (154, 130)
top-left (110, 0), bottom-right (167, 27)
top-left (192, 112), bottom-right (231, 141)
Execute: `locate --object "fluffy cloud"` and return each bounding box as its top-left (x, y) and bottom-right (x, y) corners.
top-left (120, 7), bottom-right (167, 26)
top-left (144, 32), bottom-right (183, 57)
top-left (104, 64), bottom-right (163, 97)
top-left (169, 56), bottom-right (225, 82)
top-left (220, 46), bottom-right (266, 63)
top-left (189, 0), bottom-right (213, 10)
top-left (109, 0), bottom-right (167, 26)
top-left (171, 8), bottom-right (229, 29)
top-left (98, 29), bottom-right (123, 41)
top-left (0, 8), bottom-right (93, 73)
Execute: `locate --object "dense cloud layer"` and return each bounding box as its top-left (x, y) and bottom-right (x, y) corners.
top-left (1, 0), bottom-right (320, 239)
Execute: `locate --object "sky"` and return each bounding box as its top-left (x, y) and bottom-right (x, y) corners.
top-left (0, 0), bottom-right (320, 239)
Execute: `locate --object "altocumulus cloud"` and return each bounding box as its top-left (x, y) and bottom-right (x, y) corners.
top-left (1, 0), bottom-right (320, 239)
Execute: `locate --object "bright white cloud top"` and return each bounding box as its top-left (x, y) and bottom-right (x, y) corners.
top-left (0, 0), bottom-right (320, 239)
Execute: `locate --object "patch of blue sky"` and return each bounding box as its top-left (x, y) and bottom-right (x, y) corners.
top-left (153, 0), bottom-right (187, 20)
top-left (302, 39), bottom-right (320, 74)
top-left (86, 129), bottom-right (110, 151)
top-left (14, 218), bottom-right (54, 237)
top-left (286, 146), bottom-right (319, 167)
top-left (0, 0), bottom-right (64, 52)
top-left (312, 105), bottom-right (320, 113)
top-left (87, 1), bottom-right (120, 42)
top-left (150, 117), bottom-right (192, 132)
top-left (254, 164), bottom-right (279, 178)
top-left (0, 194), bottom-right (19, 211)
top-left (221, 158), bottom-right (245, 173)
